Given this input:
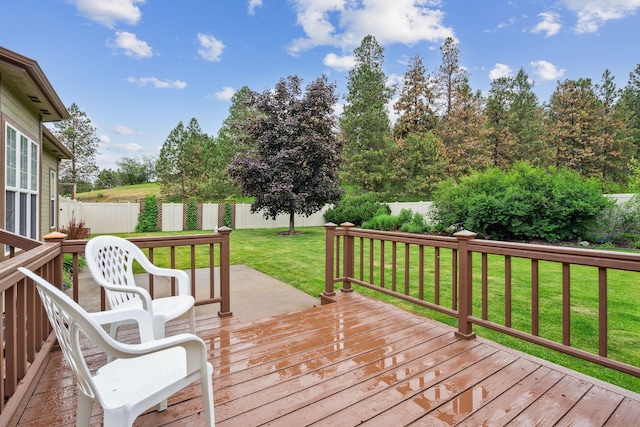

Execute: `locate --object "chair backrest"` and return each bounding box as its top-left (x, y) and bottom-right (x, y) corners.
top-left (19, 267), bottom-right (106, 402)
top-left (85, 236), bottom-right (147, 309)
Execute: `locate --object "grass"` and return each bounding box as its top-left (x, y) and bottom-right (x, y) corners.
top-left (75, 183), bottom-right (161, 202)
top-left (75, 183), bottom-right (254, 204)
top-left (114, 226), bottom-right (640, 393)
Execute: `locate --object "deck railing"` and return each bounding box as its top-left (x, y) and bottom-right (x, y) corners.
top-left (0, 229), bottom-right (232, 424)
top-left (323, 222), bottom-right (640, 379)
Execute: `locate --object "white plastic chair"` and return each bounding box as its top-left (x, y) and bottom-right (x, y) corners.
top-left (18, 267), bottom-right (215, 427)
top-left (85, 235), bottom-right (196, 340)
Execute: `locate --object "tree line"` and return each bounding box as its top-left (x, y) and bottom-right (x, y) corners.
top-left (53, 35), bottom-right (640, 228)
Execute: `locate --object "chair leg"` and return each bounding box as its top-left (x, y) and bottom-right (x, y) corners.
top-left (202, 364), bottom-right (215, 427)
top-left (157, 399), bottom-right (168, 412)
top-left (189, 307), bottom-right (197, 334)
top-left (76, 392), bottom-right (93, 427)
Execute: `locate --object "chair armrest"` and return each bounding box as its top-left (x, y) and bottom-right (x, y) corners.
top-left (135, 261), bottom-right (192, 296)
top-left (95, 280), bottom-right (154, 312)
top-left (109, 333), bottom-right (208, 374)
top-left (89, 308), bottom-right (155, 342)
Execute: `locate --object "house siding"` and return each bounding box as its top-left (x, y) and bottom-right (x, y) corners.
top-left (1, 84), bottom-right (40, 139)
top-left (40, 152), bottom-right (57, 236)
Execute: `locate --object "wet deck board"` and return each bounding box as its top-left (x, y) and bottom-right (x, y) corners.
top-left (14, 293), bottom-right (640, 426)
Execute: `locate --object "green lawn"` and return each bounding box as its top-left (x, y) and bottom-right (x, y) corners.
top-left (116, 226), bottom-right (640, 393)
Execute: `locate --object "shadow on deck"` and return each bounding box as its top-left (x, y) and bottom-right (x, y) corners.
top-left (15, 291), bottom-right (640, 426)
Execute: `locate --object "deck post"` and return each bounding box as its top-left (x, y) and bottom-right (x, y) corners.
top-left (322, 223), bottom-right (337, 304)
top-left (340, 222), bottom-right (355, 293)
top-left (454, 230), bottom-right (477, 339)
top-left (217, 226), bottom-right (233, 317)
top-left (43, 232), bottom-right (66, 290)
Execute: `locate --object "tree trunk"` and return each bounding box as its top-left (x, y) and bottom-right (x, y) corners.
top-left (289, 210), bottom-right (295, 234)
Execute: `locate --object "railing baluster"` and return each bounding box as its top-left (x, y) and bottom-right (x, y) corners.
top-left (190, 244), bottom-right (196, 297)
top-left (419, 245), bottom-right (424, 300)
top-left (380, 240), bottom-right (385, 288)
top-left (209, 243), bottom-right (216, 299)
top-left (599, 267), bottom-right (608, 357)
top-left (392, 241), bottom-right (397, 292)
top-left (170, 246), bottom-right (177, 296)
top-left (505, 255), bottom-right (512, 328)
top-left (323, 223), bottom-right (337, 298)
top-left (434, 247), bottom-right (440, 305)
top-left (148, 248), bottom-right (155, 299)
top-left (404, 243), bottom-right (410, 295)
top-left (563, 262), bottom-right (571, 346)
top-left (359, 237), bottom-right (364, 281)
top-left (452, 249), bottom-right (458, 311)
top-left (482, 253), bottom-right (488, 320)
top-left (532, 259), bottom-right (539, 336)
top-left (369, 239), bottom-right (374, 284)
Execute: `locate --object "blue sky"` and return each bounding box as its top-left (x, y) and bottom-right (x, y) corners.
top-left (1, 0), bottom-right (639, 170)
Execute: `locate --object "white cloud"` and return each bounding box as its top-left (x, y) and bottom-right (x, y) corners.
top-left (215, 86), bottom-right (236, 100)
top-left (248, 0), bottom-right (263, 15)
top-left (560, 0), bottom-right (640, 33)
top-left (531, 12), bottom-right (562, 37)
top-left (489, 63), bottom-right (513, 80)
top-left (332, 102), bottom-right (344, 118)
top-left (113, 124), bottom-right (142, 135)
top-left (112, 31), bottom-right (153, 59)
top-left (530, 60), bottom-right (566, 81)
top-left (197, 33), bottom-right (225, 62)
top-left (323, 53), bottom-right (356, 71)
top-left (71, 0), bottom-right (145, 28)
top-left (287, 0), bottom-right (454, 55)
top-left (127, 76), bottom-right (187, 89)
top-left (99, 134), bottom-right (111, 144)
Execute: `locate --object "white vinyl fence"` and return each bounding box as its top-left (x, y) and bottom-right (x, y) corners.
top-left (59, 195), bottom-right (632, 235)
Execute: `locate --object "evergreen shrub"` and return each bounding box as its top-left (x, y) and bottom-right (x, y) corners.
top-left (431, 163), bottom-right (613, 242)
top-left (362, 215), bottom-right (401, 231)
top-left (324, 193), bottom-right (390, 226)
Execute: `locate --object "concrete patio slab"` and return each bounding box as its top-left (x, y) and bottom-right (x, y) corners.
top-left (77, 264), bottom-right (320, 323)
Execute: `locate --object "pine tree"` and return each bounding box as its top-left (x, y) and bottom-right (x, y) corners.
top-left (486, 76), bottom-right (517, 169)
top-left (52, 102), bottom-right (100, 196)
top-left (393, 53), bottom-right (436, 139)
top-left (156, 118), bottom-right (213, 201)
top-left (437, 79), bottom-right (490, 179)
top-left (435, 37), bottom-right (468, 117)
top-left (212, 86), bottom-right (256, 199)
top-left (596, 69), bottom-right (632, 186)
top-left (618, 64), bottom-right (640, 159)
top-left (340, 35), bottom-right (395, 194)
top-left (546, 78), bottom-right (607, 179)
top-left (508, 69), bottom-right (550, 166)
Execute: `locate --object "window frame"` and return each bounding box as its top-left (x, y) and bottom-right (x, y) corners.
top-left (4, 123), bottom-right (39, 241)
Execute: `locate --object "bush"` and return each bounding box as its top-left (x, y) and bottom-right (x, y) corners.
top-left (60, 213), bottom-right (89, 239)
top-left (589, 194), bottom-right (640, 244)
top-left (362, 215), bottom-right (401, 231)
top-left (431, 163), bottom-right (614, 242)
top-left (136, 195), bottom-right (159, 232)
top-left (185, 197), bottom-right (199, 231)
top-left (400, 212), bottom-right (428, 234)
top-left (324, 193), bottom-right (390, 226)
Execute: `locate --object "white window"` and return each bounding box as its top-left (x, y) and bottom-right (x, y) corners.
top-left (5, 124), bottom-right (38, 240)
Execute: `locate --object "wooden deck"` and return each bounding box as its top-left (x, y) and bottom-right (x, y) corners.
top-left (15, 292), bottom-right (640, 426)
